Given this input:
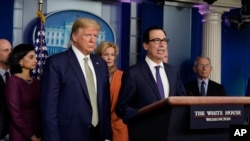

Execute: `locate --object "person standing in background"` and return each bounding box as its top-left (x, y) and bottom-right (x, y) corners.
top-left (96, 41), bottom-right (129, 141)
top-left (185, 55), bottom-right (226, 96)
top-left (0, 39), bottom-right (12, 141)
top-left (5, 44), bottom-right (41, 141)
top-left (40, 18), bottom-right (111, 141)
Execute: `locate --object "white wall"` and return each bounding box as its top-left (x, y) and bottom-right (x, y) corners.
top-left (13, 0), bottom-right (192, 70)
top-left (163, 4), bottom-right (192, 68)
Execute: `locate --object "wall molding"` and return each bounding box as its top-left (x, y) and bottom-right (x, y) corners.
top-left (165, 0), bottom-right (241, 8)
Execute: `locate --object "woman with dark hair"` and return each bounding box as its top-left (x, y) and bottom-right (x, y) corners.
top-left (5, 44), bottom-right (41, 141)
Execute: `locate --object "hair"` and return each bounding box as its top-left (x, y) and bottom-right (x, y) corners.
top-left (8, 44), bottom-right (35, 74)
top-left (194, 55), bottom-right (211, 66)
top-left (70, 18), bottom-right (101, 41)
top-left (96, 41), bottom-right (119, 77)
top-left (142, 26), bottom-right (166, 43)
top-left (0, 39), bottom-right (12, 48)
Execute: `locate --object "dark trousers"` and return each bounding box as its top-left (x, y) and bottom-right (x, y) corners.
top-left (89, 124), bottom-right (100, 141)
top-left (0, 111), bottom-right (9, 139)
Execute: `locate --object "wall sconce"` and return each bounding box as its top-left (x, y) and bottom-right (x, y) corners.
top-left (224, 16), bottom-right (246, 31)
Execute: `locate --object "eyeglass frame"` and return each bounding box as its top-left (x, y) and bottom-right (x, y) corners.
top-left (195, 64), bottom-right (211, 69)
top-left (149, 38), bottom-right (170, 44)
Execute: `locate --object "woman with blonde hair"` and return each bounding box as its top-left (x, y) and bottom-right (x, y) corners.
top-left (96, 41), bottom-right (128, 141)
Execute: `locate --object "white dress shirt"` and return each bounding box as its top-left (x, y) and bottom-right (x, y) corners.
top-left (145, 56), bottom-right (169, 98)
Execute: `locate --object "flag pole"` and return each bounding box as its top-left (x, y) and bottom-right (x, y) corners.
top-left (32, 0), bottom-right (48, 79)
top-left (39, 0), bottom-right (43, 11)
top-left (37, 0), bottom-right (45, 24)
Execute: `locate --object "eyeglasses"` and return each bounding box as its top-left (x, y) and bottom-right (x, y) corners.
top-left (149, 38), bottom-right (169, 45)
top-left (196, 64), bottom-right (211, 68)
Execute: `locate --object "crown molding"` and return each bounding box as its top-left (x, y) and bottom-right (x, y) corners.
top-left (165, 0), bottom-right (241, 8)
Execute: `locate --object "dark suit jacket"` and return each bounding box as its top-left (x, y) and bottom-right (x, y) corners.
top-left (185, 79), bottom-right (227, 96)
top-left (0, 76), bottom-right (8, 139)
top-left (116, 60), bottom-right (186, 122)
top-left (40, 47), bottom-right (111, 141)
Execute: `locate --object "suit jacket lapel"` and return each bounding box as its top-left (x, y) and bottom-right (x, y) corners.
top-left (0, 76), bottom-right (5, 90)
top-left (194, 80), bottom-right (201, 96)
top-left (90, 54), bottom-right (103, 104)
top-left (163, 64), bottom-right (172, 95)
top-left (139, 61), bottom-right (162, 100)
top-left (67, 48), bottom-right (90, 101)
top-left (0, 76), bottom-right (5, 84)
top-left (207, 80), bottom-right (212, 96)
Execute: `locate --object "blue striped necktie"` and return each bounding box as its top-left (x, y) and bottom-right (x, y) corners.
top-left (201, 81), bottom-right (206, 96)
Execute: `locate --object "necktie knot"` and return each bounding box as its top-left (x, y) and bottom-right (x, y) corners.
top-left (84, 57), bottom-right (88, 62)
top-left (155, 65), bottom-right (160, 71)
top-left (5, 71), bottom-right (10, 81)
top-left (201, 81), bottom-right (205, 85)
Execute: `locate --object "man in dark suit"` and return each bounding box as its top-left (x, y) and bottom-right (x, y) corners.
top-left (0, 39), bottom-right (12, 141)
top-left (40, 18), bottom-right (111, 141)
top-left (185, 56), bottom-right (226, 96)
top-left (116, 26), bottom-right (186, 122)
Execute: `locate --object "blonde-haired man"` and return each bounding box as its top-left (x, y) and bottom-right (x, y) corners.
top-left (41, 18), bottom-right (111, 141)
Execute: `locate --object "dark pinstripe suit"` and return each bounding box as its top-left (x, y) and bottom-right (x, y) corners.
top-left (185, 79), bottom-right (227, 96)
top-left (0, 76), bottom-right (9, 139)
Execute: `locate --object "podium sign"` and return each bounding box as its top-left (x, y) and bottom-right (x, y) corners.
top-left (190, 105), bottom-right (245, 129)
top-left (128, 96), bottom-right (250, 141)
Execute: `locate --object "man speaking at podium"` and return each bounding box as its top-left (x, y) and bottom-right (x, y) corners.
top-left (116, 26), bottom-right (186, 123)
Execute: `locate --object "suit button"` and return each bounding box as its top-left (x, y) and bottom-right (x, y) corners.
top-left (88, 124), bottom-right (91, 128)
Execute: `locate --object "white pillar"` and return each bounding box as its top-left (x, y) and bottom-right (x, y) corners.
top-left (198, 5), bottom-right (229, 83)
top-left (130, 1), bottom-right (138, 66)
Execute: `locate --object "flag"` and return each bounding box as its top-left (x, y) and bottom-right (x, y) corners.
top-left (32, 10), bottom-right (48, 79)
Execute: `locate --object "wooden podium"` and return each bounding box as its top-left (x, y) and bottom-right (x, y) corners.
top-left (127, 96), bottom-right (250, 141)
